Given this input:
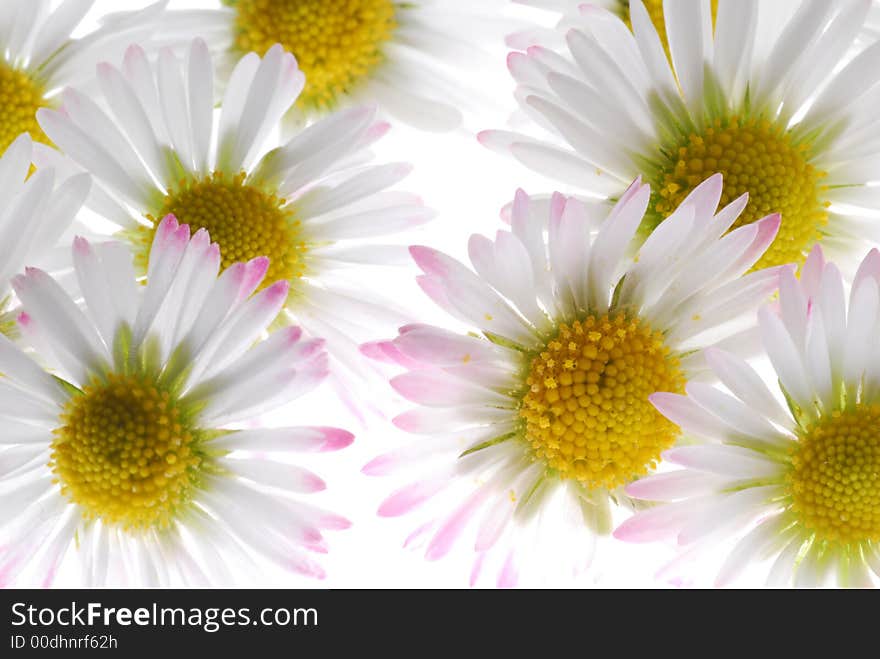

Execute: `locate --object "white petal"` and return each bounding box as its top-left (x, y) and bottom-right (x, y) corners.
top-left (157, 47), bottom-right (194, 172)
top-left (222, 458), bottom-right (325, 494)
top-left (626, 470), bottom-right (727, 502)
top-left (704, 348), bottom-right (793, 429)
top-left (678, 486), bottom-right (781, 545)
top-left (685, 382), bottom-right (793, 447)
top-left (759, 306), bottom-right (812, 409)
top-left (665, 0), bottom-right (707, 110)
top-left (715, 513), bottom-right (789, 586)
top-left (97, 61), bottom-right (167, 183)
top-left (185, 38), bottom-right (214, 174)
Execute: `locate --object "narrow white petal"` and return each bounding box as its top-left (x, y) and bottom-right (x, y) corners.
top-left (759, 307), bottom-right (812, 409)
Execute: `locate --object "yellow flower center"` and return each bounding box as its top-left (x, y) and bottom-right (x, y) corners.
top-left (135, 171), bottom-right (307, 290)
top-left (618, 0), bottom-right (718, 56)
top-left (0, 62), bottom-right (51, 153)
top-left (646, 117), bottom-right (828, 270)
top-left (518, 313), bottom-right (685, 490)
top-left (51, 373), bottom-right (203, 531)
top-left (229, 0), bottom-right (397, 112)
top-left (789, 406), bottom-right (880, 546)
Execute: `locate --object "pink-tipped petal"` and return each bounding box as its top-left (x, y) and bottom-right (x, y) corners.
top-left (262, 280), bottom-right (290, 305)
top-left (476, 129), bottom-right (518, 153)
top-left (391, 370), bottom-right (485, 406)
top-left (499, 200), bottom-right (513, 224)
top-left (853, 247), bottom-right (880, 291)
top-left (398, 323), bottom-right (429, 334)
top-left (72, 235), bottom-right (91, 256)
top-left (123, 43), bottom-right (145, 59)
top-left (801, 244), bottom-right (826, 300)
top-left (507, 50), bottom-right (525, 72)
top-left (167, 219), bottom-right (190, 259)
top-left (190, 226), bottom-right (210, 247)
top-left (318, 427), bottom-right (354, 452)
top-left (303, 473), bottom-right (326, 493)
top-left (613, 504), bottom-right (694, 543)
top-left (391, 410), bottom-right (423, 432)
top-left (469, 553), bottom-right (485, 587)
top-left (549, 191), bottom-right (566, 224)
top-left (409, 245), bottom-right (447, 276)
top-left (359, 340), bottom-right (391, 362)
top-left (304, 539), bottom-right (329, 554)
top-left (365, 120), bottom-right (391, 142)
top-left (359, 340), bottom-right (422, 368)
top-left (239, 256), bottom-right (270, 300)
top-left (416, 274), bottom-right (453, 310)
top-left (222, 261), bottom-right (246, 285)
top-left (287, 556), bottom-right (326, 580)
top-left (678, 172), bottom-right (722, 218)
top-left (393, 326), bottom-right (494, 366)
top-left (425, 493), bottom-right (486, 561)
top-left (378, 481), bottom-right (444, 517)
top-left (319, 513), bottom-right (351, 531)
top-left (292, 338), bottom-right (324, 362)
top-left (625, 471), bottom-right (720, 501)
top-left (362, 454), bottom-right (395, 476)
top-left (617, 175), bottom-right (645, 208)
top-left (41, 565), bottom-right (58, 589)
top-left (511, 188), bottom-right (530, 221)
top-left (158, 214), bottom-right (179, 239)
top-left (497, 552), bottom-right (519, 588)
top-left (403, 521), bottom-right (434, 550)
top-left (279, 325), bottom-right (303, 345)
top-left (743, 213), bottom-right (781, 263)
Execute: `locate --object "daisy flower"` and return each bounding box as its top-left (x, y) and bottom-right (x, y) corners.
top-left (362, 174), bottom-right (786, 586)
top-left (483, 0), bottom-right (880, 271)
top-left (0, 215), bottom-right (352, 587)
top-left (616, 245), bottom-right (880, 588)
top-left (0, 133), bottom-right (90, 339)
top-left (0, 0), bottom-right (166, 154)
top-left (36, 38), bottom-right (431, 396)
top-left (152, 0), bottom-right (514, 131)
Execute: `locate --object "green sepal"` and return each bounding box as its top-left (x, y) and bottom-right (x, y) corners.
top-left (580, 489), bottom-right (612, 535)
top-left (483, 331), bottom-right (529, 352)
top-left (701, 65), bottom-right (727, 123)
top-left (138, 333), bottom-right (163, 380)
top-left (458, 431), bottom-right (517, 459)
top-left (52, 375), bottom-right (84, 398)
top-left (514, 470), bottom-right (548, 521)
top-left (112, 323), bottom-right (134, 376)
top-left (778, 378), bottom-right (814, 430)
top-left (161, 147), bottom-right (189, 187)
top-left (647, 88), bottom-right (696, 146)
top-left (158, 341), bottom-right (194, 395)
top-left (609, 274), bottom-right (627, 312)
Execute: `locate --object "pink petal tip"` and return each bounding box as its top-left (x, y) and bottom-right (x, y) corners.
top-left (318, 427), bottom-right (354, 452)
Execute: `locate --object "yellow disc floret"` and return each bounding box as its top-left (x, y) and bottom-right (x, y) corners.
top-left (138, 171), bottom-right (307, 289)
top-left (0, 61), bottom-right (51, 152)
top-left (789, 405), bottom-right (880, 546)
top-left (230, 0), bottom-right (397, 112)
top-left (51, 373), bottom-right (203, 531)
top-left (648, 117), bottom-right (828, 270)
top-left (519, 313), bottom-right (685, 490)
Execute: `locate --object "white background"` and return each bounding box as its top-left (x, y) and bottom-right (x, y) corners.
top-left (50, 0), bottom-right (694, 588)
